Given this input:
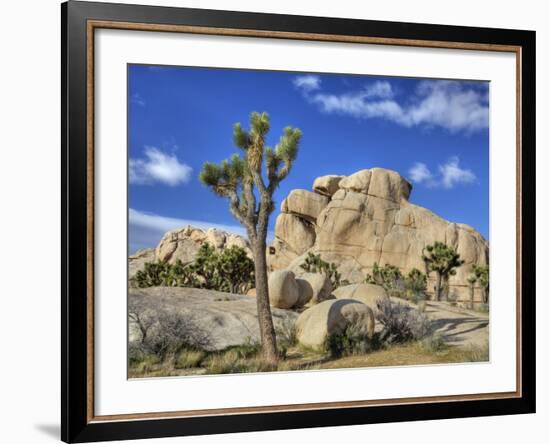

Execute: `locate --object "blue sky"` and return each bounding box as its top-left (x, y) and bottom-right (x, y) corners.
top-left (128, 65), bottom-right (489, 254)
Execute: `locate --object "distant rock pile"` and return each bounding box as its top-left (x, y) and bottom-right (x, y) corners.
top-left (128, 226), bottom-right (251, 278)
top-left (268, 168), bottom-right (489, 303)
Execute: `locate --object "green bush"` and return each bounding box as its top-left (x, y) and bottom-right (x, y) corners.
top-left (131, 243), bottom-right (255, 294)
top-left (324, 324), bottom-right (372, 358)
top-left (300, 252), bottom-right (342, 288)
top-left (132, 261), bottom-right (172, 288)
top-left (365, 263), bottom-right (427, 302)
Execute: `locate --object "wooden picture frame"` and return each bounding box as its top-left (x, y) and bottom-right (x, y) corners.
top-left (62, 1), bottom-right (536, 442)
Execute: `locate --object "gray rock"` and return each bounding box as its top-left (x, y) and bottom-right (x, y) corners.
top-left (128, 287), bottom-right (298, 351)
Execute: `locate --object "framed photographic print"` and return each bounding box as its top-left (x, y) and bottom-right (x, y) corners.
top-left (61, 1), bottom-right (536, 442)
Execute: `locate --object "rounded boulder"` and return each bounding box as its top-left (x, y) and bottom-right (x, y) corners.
top-left (268, 269), bottom-right (299, 309)
top-left (295, 299), bottom-right (375, 349)
top-left (296, 272), bottom-right (333, 307)
top-left (333, 283), bottom-right (388, 309)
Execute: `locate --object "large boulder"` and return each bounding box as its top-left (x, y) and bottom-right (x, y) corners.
top-left (274, 213), bottom-right (316, 255)
top-left (282, 189), bottom-right (329, 222)
top-left (295, 299), bottom-right (375, 349)
top-left (268, 269), bottom-right (299, 309)
top-left (155, 225), bottom-right (252, 264)
top-left (128, 287), bottom-right (298, 351)
top-left (295, 272), bottom-right (333, 306)
top-left (333, 283), bottom-right (388, 308)
top-left (313, 175), bottom-right (344, 197)
top-left (269, 167), bottom-right (489, 304)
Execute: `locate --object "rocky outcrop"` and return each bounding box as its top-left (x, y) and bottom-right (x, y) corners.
top-left (295, 299), bottom-right (375, 349)
top-left (128, 287), bottom-right (298, 351)
top-left (156, 226), bottom-right (251, 264)
top-left (268, 168), bottom-right (488, 303)
top-left (313, 175), bottom-right (345, 197)
top-left (129, 226), bottom-right (252, 278)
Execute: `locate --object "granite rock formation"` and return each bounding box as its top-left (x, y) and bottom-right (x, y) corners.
top-left (268, 168), bottom-right (488, 303)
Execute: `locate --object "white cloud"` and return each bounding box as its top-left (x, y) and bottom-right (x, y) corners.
top-left (408, 157), bottom-right (476, 189)
top-left (128, 208), bottom-right (274, 254)
top-left (129, 147), bottom-right (192, 186)
top-left (130, 92), bottom-right (145, 106)
top-left (409, 162), bottom-right (433, 183)
top-left (295, 78), bottom-right (488, 133)
top-left (292, 75), bottom-right (321, 92)
top-left (438, 156), bottom-right (477, 189)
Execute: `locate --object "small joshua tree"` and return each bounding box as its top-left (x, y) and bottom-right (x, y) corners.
top-left (200, 112), bottom-right (302, 363)
top-left (422, 242), bottom-right (464, 301)
top-left (365, 263), bottom-right (404, 294)
top-left (472, 264), bottom-right (489, 304)
top-left (404, 268), bottom-right (428, 302)
top-left (467, 274), bottom-right (477, 309)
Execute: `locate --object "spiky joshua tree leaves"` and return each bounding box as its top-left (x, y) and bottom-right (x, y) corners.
top-left (422, 241), bottom-right (465, 302)
top-left (200, 112), bottom-right (302, 363)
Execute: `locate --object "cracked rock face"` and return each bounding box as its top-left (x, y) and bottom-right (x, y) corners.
top-left (268, 168), bottom-right (488, 302)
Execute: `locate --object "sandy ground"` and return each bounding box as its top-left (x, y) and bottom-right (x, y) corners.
top-left (424, 301), bottom-right (489, 348)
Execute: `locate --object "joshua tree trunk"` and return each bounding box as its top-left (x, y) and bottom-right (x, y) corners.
top-left (435, 273), bottom-right (442, 301)
top-left (252, 240), bottom-right (278, 363)
top-left (469, 283), bottom-right (475, 309)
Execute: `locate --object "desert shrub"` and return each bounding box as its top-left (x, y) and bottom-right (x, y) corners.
top-left (162, 259), bottom-right (201, 288)
top-left (375, 298), bottom-right (430, 345)
top-left (133, 261), bottom-right (171, 288)
top-left (365, 263), bottom-right (404, 293)
top-left (300, 252), bottom-right (342, 288)
top-left (366, 264), bottom-right (428, 302)
top-left (476, 303), bottom-right (489, 313)
top-left (275, 319), bottom-right (297, 357)
top-left (131, 243), bottom-right (255, 294)
top-left (204, 345), bottom-right (276, 374)
top-left (213, 245), bottom-right (255, 294)
top-left (324, 323), bottom-right (372, 358)
top-left (175, 349), bottom-right (206, 369)
top-left (224, 338), bottom-right (261, 359)
top-left (129, 297), bottom-right (212, 361)
top-left (204, 353), bottom-right (240, 374)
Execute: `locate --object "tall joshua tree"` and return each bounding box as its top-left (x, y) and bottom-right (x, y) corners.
top-left (199, 112), bottom-right (302, 363)
top-left (422, 241), bottom-right (465, 301)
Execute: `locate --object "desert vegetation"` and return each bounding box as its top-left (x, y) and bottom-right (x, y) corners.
top-left (365, 263), bottom-right (428, 303)
top-left (128, 291), bottom-right (488, 378)
top-left (299, 252), bottom-right (345, 288)
top-left (131, 243), bottom-right (255, 295)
